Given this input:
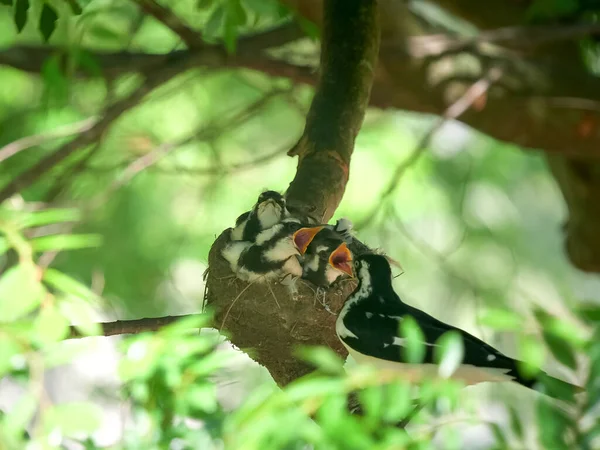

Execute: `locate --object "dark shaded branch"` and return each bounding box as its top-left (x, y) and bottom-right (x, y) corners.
top-left (284, 0), bottom-right (380, 223)
top-left (68, 314), bottom-right (199, 338)
top-left (135, 0), bottom-right (203, 49)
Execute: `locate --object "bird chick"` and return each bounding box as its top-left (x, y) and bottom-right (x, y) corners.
top-left (222, 219), bottom-right (321, 283)
top-left (300, 226), bottom-right (354, 288)
top-left (231, 190), bottom-right (288, 242)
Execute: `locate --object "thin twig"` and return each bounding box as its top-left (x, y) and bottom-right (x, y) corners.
top-left (67, 314), bottom-right (199, 338)
top-left (86, 145), bottom-right (287, 175)
top-left (355, 67), bottom-right (503, 230)
top-left (0, 117), bottom-right (98, 164)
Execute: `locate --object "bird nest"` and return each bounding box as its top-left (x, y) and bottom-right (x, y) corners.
top-left (205, 229), bottom-right (357, 386)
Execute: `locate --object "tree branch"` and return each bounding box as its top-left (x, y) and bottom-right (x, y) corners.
top-left (135, 0), bottom-right (203, 49)
top-left (67, 314), bottom-right (198, 338)
top-left (284, 0), bottom-right (380, 223)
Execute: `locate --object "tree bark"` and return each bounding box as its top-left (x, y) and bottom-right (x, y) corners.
top-left (205, 0), bottom-right (380, 386)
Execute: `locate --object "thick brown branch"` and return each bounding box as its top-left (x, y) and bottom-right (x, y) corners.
top-left (67, 314), bottom-right (199, 338)
top-left (136, 0), bottom-right (203, 49)
top-left (284, 0), bottom-right (380, 223)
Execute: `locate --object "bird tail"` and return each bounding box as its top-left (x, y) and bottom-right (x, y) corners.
top-left (510, 369), bottom-right (583, 402)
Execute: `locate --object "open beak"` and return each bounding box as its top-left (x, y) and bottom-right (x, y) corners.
top-left (329, 242), bottom-right (354, 278)
top-left (293, 226), bottom-right (324, 254)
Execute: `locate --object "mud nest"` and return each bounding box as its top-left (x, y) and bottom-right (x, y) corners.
top-left (205, 229), bottom-right (357, 386)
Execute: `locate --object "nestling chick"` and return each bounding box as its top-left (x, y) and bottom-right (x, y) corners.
top-left (222, 219), bottom-right (320, 283)
top-left (231, 190), bottom-right (288, 242)
top-left (300, 226), bottom-right (354, 288)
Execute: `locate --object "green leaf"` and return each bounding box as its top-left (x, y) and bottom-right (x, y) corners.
top-left (41, 53), bottom-right (69, 104)
top-left (43, 268), bottom-right (99, 302)
top-left (576, 303), bottom-right (600, 323)
top-left (0, 334), bottom-right (21, 377)
top-left (196, 0), bottom-right (212, 9)
top-left (0, 263), bottom-right (44, 321)
top-left (433, 331), bottom-right (465, 379)
top-left (490, 423), bottom-right (508, 447)
top-left (30, 233), bottom-right (102, 252)
top-left (39, 2), bottom-right (58, 42)
top-left (508, 407), bottom-right (523, 438)
top-left (44, 402), bottom-right (103, 436)
top-left (381, 381), bottom-right (412, 423)
top-left (0, 236), bottom-right (9, 256)
top-left (4, 392), bottom-right (37, 432)
top-left (204, 4), bottom-right (224, 39)
top-left (298, 16), bottom-right (320, 41)
top-left (185, 383), bottom-right (218, 413)
top-left (479, 308), bottom-right (524, 331)
top-left (517, 334), bottom-right (544, 379)
top-left (19, 208), bottom-right (81, 229)
top-left (13, 0), bottom-right (29, 32)
top-left (398, 315), bottom-right (426, 364)
top-left (58, 298), bottom-right (101, 337)
top-left (0, 0), bottom-right (13, 6)
top-left (71, 49), bottom-right (102, 76)
top-left (66, 0), bottom-right (82, 15)
top-left (542, 330), bottom-right (577, 369)
top-left (35, 304), bottom-right (70, 343)
top-left (295, 346), bottom-right (344, 374)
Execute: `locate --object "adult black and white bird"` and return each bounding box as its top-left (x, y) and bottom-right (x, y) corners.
top-left (335, 253), bottom-right (582, 400)
top-left (222, 219), bottom-right (322, 283)
top-left (230, 190), bottom-right (289, 242)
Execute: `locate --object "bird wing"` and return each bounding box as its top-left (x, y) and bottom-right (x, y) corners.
top-left (340, 293), bottom-right (517, 372)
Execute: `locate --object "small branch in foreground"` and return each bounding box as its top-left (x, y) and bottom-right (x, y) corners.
top-left (67, 314), bottom-right (201, 339)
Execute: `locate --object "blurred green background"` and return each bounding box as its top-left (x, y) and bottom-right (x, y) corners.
top-left (1, 0), bottom-right (599, 447)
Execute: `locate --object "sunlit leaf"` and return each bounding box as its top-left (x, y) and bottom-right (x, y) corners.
top-left (185, 383), bottom-right (218, 413)
top-left (43, 268), bottom-right (99, 302)
top-left (516, 334), bottom-right (544, 379)
top-left (434, 331), bottom-right (464, 379)
top-left (58, 298), bottom-right (101, 337)
top-left (13, 0), bottom-right (29, 32)
top-left (30, 233), bottom-right (102, 252)
top-left (35, 304), bottom-right (70, 343)
top-left (295, 346), bottom-right (344, 374)
top-left (4, 392), bottom-right (37, 432)
top-left (399, 315), bottom-right (426, 364)
top-left (44, 402), bottom-right (103, 436)
top-left (479, 308), bottom-right (524, 331)
top-left (0, 334), bottom-right (21, 377)
top-left (39, 2), bottom-right (58, 42)
top-left (381, 381), bottom-right (412, 423)
top-left (0, 263), bottom-right (44, 321)
top-left (19, 208), bottom-right (81, 229)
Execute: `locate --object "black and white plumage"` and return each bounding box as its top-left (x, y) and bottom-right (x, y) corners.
top-left (230, 190), bottom-right (288, 242)
top-left (222, 219), bottom-right (319, 283)
top-left (300, 226), bottom-right (354, 288)
top-left (336, 254), bottom-right (581, 399)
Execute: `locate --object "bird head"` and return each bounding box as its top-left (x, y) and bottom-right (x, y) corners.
top-left (329, 242), bottom-right (354, 278)
top-left (292, 226), bottom-right (324, 254)
top-left (353, 253), bottom-right (393, 284)
top-left (256, 191), bottom-right (286, 227)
